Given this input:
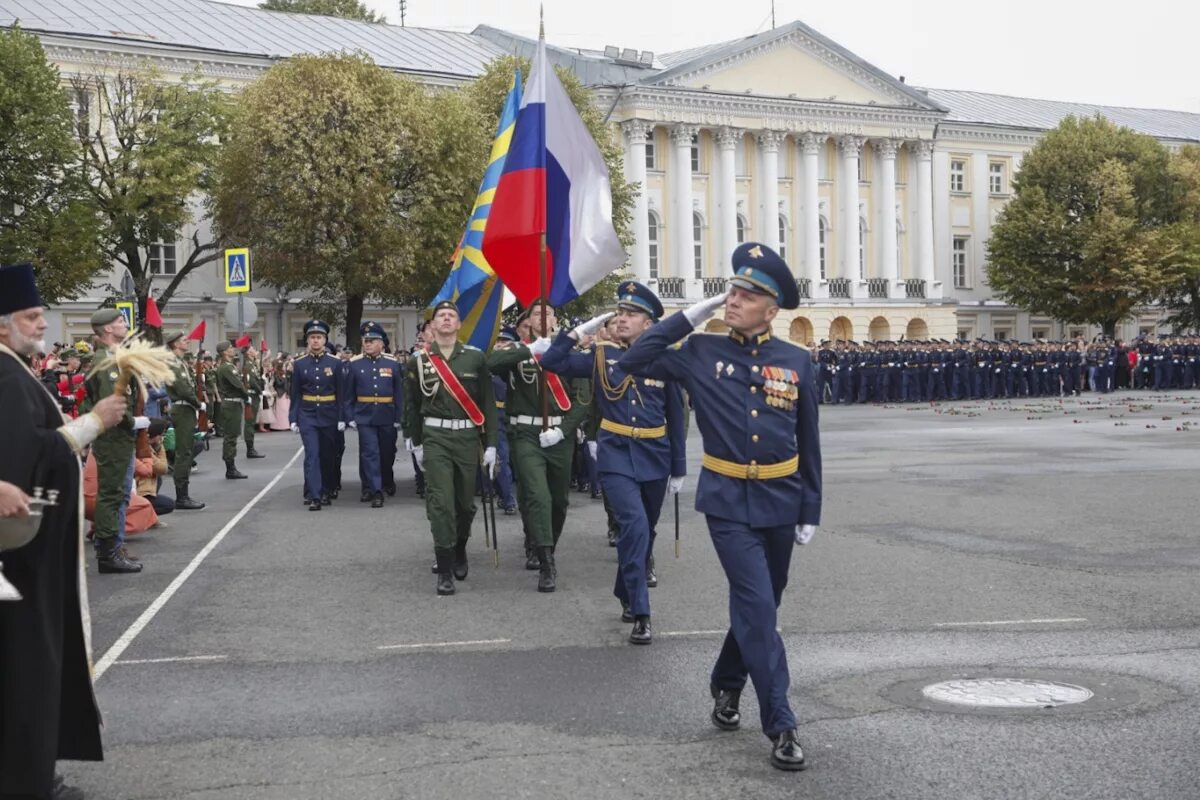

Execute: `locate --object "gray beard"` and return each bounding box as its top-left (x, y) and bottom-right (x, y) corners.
top-left (8, 328), bottom-right (47, 357)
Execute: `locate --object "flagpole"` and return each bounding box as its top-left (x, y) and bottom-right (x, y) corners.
top-left (538, 6), bottom-right (549, 433)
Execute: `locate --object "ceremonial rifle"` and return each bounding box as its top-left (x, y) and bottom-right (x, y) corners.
top-left (674, 493), bottom-right (680, 558)
top-left (195, 360), bottom-right (210, 434)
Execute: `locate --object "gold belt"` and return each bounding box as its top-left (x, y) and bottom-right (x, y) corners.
top-left (600, 418), bottom-right (666, 439)
top-left (702, 453), bottom-right (798, 480)
top-left (302, 394), bottom-right (336, 402)
top-left (356, 396), bottom-right (394, 403)
top-left (496, 401), bottom-right (506, 409)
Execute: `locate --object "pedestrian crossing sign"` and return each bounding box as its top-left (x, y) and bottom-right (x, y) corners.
top-left (224, 248), bottom-right (251, 294)
top-left (115, 301), bottom-right (135, 329)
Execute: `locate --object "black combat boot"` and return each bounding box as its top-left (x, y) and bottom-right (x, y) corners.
top-left (710, 686), bottom-right (742, 731)
top-left (371, 492), bottom-right (384, 508)
top-left (435, 547), bottom-right (455, 595)
top-left (524, 540), bottom-right (539, 571)
top-left (246, 448), bottom-right (266, 459)
top-left (536, 546), bottom-right (556, 593)
top-left (453, 540), bottom-right (469, 580)
top-left (224, 459), bottom-right (247, 479)
top-left (96, 539), bottom-right (142, 574)
top-left (174, 482), bottom-right (205, 510)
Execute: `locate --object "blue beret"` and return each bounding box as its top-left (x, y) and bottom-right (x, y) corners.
top-left (729, 242), bottom-right (799, 310)
top-left (304, 319), bottom-right (330, 336)
top-left (615, 280), bottom-right (663, 319)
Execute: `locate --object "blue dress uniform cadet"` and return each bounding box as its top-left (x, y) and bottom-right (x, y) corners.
top-left (289, 320), bottom-right (345, 511)
top-left (538, 281), bottom-right (687, 645)
top-left (340, 321), bottom-right (403, 508)
top-left (620, 242), bottom-right (821, 772)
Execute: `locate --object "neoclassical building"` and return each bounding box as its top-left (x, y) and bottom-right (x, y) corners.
top-left (7, 0), bottom-right (1200, 347)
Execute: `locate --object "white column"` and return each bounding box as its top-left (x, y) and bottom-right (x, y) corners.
top-left (716, 128), bottom-right (741, 263)
top-left (800, 133), bottom-right (823, 285)
top-left (876, 138), bottom-right (899, 287)
top-left (837, 135), bottom-right (864, 280)
top-left (915, 140), bottom-right (936, 284)
top-left (757, 130), bottom-right (785, 244)
top-left (670, 124), bottom-right (698, 280)
top-left (622, 120), bottom-right (652, 283)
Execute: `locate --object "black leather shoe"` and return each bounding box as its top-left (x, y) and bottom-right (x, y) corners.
top-left (308, 499), bottom-right (322, 511)
top-left (770, 729), bottom-right (808, 771)
top-left (97, 544), bottom-right (143, 574)
top-left (371, 492), bottom-right (384, 508)
top-left (52, 773), bottom-right (87, 800)
top-left (360, 491), bottom-right (371, 503)
top-left (620, 602), bottom-right (634, 623)
top-left (646, 556), bottom-right (658, 588)
top-left (175, 495), bottom-right (205, 510)
top-left (453, 542), bottom-right (469, 580)
top-left (503, 505), bottom-right (517, 516)
top-left (436, 572), bottom-right (455, 595)
top-left (629, 616), bottom-right (652, 645)
top-left (607, 527), bottom-right (617, 547)
top-left (385, 485), bottom-right (397, 497)
top-left (320, 493), bottom-right (331, 506)
top-left (711, 687), bottom-right (742, 731)
top-left (246, 449), bottom-right (266, 459)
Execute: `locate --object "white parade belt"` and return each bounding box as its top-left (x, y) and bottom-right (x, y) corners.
top-left (512, 415), bottom-right (563, 427)
top-left (424, 417), bottom-right (476, 430)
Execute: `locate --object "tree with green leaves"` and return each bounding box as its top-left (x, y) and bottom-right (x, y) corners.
top-left (258, 0), bottom-right (383, 23)
top-left (1156, 145), bottom-right (1200, 332)
top-left (0, 25), bottom-right (105, 303)
top-left (986, 115), bottom-right (1172, 337)
top-left (211, 53), bottom-right (488, 350)
top-left (73, 65), bottom-right (228, 320)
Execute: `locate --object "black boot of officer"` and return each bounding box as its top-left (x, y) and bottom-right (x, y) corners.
top-left (224, 458), bottom-right (247, 479)
top-left (434, 547), bottom-right (455, 595)
top-left (536, 546), bottom-right (556, 592)
top-left (453, 540), bottom-right (469, 580)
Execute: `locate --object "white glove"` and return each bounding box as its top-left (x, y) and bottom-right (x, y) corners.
top-left (683, 291), bottom-right (728, 327)
top-left (668, 476), bottom-right (685, 495)
top-left (337, 421), bottom-right (346, 432)
top-left (571, 311), bottom-right (615, 339)
top-left (404, 437), bottom-right (415, 452)
top-left (482, 446), bottom-right (497, 473)
top-left (538, 427), bottom-right (564, 448)
top-left (394, 423), bottom-right (401, 430)
top-left (199, 402), bottom-right (206, 413)
top-left (527, 337), bottom-right (552, 358)
top-left (414, 445), bottom-right (424, 469)
top-left (290, 423), bottom-right (299, 433)
top-left (348, 421), bottom-right (357, 430)
top-left (795, 524), bottom-right (817, 545)
top-left (133, 415), bottom-right (150, 431)
top-left (587, 441), bottom-right (598, 460)
top-left (576, 428), bottom-right (585, 444)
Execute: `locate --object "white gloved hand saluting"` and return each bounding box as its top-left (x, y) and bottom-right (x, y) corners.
top-left (526, 337), bottom-right (553, 358)
top-left (571, 311), bottom-right (615, 340)
top-left (132, 416), bottom-right (150, 431)
top-left (538, 427), bottom-right (565, 448)
top-left (682, 291), bottom-right (728, 328)
top-left (414, 445), bottom-right (424, 470)
top-left (482, 446), bottom-right (497, 474)
top-left (290, 423), bottom-right (299, 433)
top-left (795, 524), bottom-right (817, 545)
top-left (668, 476), bottom-right (685, 495)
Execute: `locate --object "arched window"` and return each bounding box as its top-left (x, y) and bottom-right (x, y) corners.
top-left (693, 212), bottom-right (704, 278)
top-left (647, 210), bottom-right (660, 279)
top-left (859, 218), bottom-right (867, 279)
top-left (778, 214), bottom-right (788, 260)
top-left (818, 216), bottom-right (827, 280)
top-left (736, 214), bottom-right (747, 244)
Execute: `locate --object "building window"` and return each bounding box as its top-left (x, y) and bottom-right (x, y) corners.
top-left (693, 212), bottom-right (704, 278)
top-left (818, 216), bottom-right (827, 280)
top-left (994, 329), bottom-right (1010, 341)
top-left (690, 135), bottom-right (700, 174)
top-left (149, 241), bottom-right (177, 276)
top-left (950, 159), bottom-right (966, 193)
top-left (858, 218), bottom-right (866, 279)
top-left (645, 130), bottom-right (656, 170)
top-left (957, 328), bottom-right (971, 341)
top-left (857, 156), bottom-right (865, 183)
top-left (778, 214), bottom-right (787, 260)
top-left (736, 214), bottom-right (747, 244)
top-left (734, 137), bottom-right (747, 175)
top-left (69, 87), bottom-right (90, 134)
top-left (952, 235), bottom-right (969, 288)
top-left (989, 162), bottom-right (1006, 195)
top-left (1069, 328), bottom-right (1085, 340)
top-left (1032, 328), bottom-right (1049, 340)
top-left (647, 210), bottom-right (659, 280)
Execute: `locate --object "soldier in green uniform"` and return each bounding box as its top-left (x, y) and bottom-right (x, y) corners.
top-left (487, 300), bottom-right (591, 593)
top-left (214, 341), bottom-right (249, 479)
top-left (242, 346), bottom-right (266, 459)
top-left (402, 300), bottom-right (497, 596)
top-left (81, 308), bottom-right (143, 573)
top-left (203, 353), bottom-right (220, 436)
top-left (164, 329), bottom-right (206, 509)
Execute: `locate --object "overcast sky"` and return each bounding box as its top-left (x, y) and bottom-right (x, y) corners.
top-left (227, 0), bottom-right (1200, 112)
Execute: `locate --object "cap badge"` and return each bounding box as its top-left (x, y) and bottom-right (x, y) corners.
top-left (748, 245), bottom-right (763, 259)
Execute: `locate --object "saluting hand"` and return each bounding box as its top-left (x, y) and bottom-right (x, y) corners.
top-left (683, 291), bottom-right (729, 327)
top-left (570, 311), bottom-right (615, 340)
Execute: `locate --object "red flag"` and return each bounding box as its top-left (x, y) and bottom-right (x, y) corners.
top-left (235, 334), bottom-right (252, 348)
top-left (187, 320), bottom-right (206, 341)
top-left (260, 339), bottom-right (268, 352)
top-left (144, 296), bottom-right (163, 328)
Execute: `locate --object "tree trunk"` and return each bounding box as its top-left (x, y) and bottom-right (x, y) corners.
top-left (1101, 319), bottom-right (1118, 340)
top-left (344, 294), bottom-right (365, 353)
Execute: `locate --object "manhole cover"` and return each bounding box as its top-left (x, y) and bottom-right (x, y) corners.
top-left (920, 678), bottom-right (1093, 708)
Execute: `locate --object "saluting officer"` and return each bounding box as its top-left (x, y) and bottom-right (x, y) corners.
top-left (538, 281), bottom-right (687, 645)
top-left (619, 242), bottom-right (821, 772)
top-left (214, 341), bottom-right (251, 480)
top-left (163, 329), bottom-right (205, 509)
top-left (341, 321), bottom-right (403, 508)
top-left (289, 320), bottom-right (345, 510)
top-left (401, 301), bottom-right (497, 595)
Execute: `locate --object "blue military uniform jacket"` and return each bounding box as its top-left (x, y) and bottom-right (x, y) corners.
top-left (540, 330), bottom-right (686, 482)
top-left (289, 352), bottom-right (342, 428)
top-left (619, 313), bottom-right (821, 529)
top-left (339, 353), bottom-right (403, 426)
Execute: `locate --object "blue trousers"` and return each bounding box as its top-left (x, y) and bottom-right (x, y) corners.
top-left (300, 423), bottom-right (336, 501)
top-left (707, 515), bottom-right (797, 738)
top-left (603, 473), bottom-right (667, 617)
top-left (355, 424), bottom-right (390, 493)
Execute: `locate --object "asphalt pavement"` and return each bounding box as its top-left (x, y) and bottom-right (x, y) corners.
top-left (65, 392), bottom-right (1200, 799)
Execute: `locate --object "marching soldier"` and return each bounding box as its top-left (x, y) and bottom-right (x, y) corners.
top-left (341, 321), bottom-right (403, 508)
top-left (242, 347), bottom-right (266, 459)
top-left (537, 281), bottom-right (686, 644)
top-left (164, 329), bottom-right (205, 509)
top-left (619, 242), bottom-right (821, 772)
top-left (487, 300), bottom-right (590, 593)
top-left (290, 320), bottom-right (344, 510)
top-left (402, 301), bottom-right (496, 595)
top-left (214, 341), bottom-right (249, 480)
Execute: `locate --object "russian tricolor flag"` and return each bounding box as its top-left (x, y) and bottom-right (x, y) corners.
top-left (482, 32), bottom-right (625, 307)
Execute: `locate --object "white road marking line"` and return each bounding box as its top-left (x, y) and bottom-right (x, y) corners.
top-left (114, 655), bottom-right (228, 665)
top-left (377, 638), bottom-right (512, 651)
top-left (934, 617), bottom-right (1088, 628)
top-left (94, 447), bottom-right (303, 681)
top-left (659, 630), bottom-right (728, 637)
